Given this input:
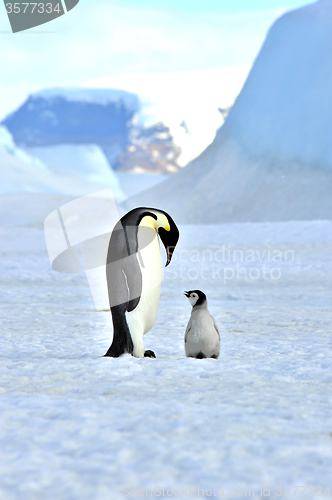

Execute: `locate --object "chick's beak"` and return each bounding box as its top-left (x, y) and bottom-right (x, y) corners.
top-left (184, 291), bottom-right (190, 298)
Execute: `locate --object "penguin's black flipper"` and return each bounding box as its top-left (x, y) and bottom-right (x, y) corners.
top-left (106, 225), bottom-right (143, 313)
top-left (144, 350), bottom-right (156, 358)
top-left (120, 253), bottom-right (142, 312)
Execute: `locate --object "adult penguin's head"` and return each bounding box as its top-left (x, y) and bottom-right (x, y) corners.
top-left (154, 209), bottom-right (179, 266)
top-left (122, 207), bottom-right (179, 266)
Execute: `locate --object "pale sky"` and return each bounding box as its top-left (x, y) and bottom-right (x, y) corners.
top-left (0, 0), bottom-right (314, 121)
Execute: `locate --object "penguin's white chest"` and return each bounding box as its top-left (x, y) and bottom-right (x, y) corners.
top-left (190, 310), bottom-right (215, 341)
top-left (126, 226), bottom-right (163, 337)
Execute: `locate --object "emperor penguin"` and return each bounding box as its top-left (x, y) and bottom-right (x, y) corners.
top-left (184, 290), bottom-right (220, 359)
top-left (104, 207), bottom-right (179, 358)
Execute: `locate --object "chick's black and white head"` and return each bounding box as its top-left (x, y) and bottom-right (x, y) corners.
top-left (184, 290), bottom-right (207, 307)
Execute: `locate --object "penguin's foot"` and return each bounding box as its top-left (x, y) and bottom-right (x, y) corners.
top-left (103, 345), bottom-right (124, 357)
top-left (144, 350), bottom-right (156, 358)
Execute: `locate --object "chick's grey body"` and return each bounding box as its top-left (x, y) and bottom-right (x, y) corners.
top-left (184, 290), bottom-right (220, 359)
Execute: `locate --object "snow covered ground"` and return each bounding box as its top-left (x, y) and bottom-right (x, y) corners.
top-left (1, 193), bottom-right (332, 500)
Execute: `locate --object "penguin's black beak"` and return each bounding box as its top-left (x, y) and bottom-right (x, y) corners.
top-left (158, 218), bottom-right (179, 267)
top-left (165, 244), bottom-right (175, 267)
top-left (184, 291), bottom-right (190, 298)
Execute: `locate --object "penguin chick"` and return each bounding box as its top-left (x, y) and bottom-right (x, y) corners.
top-left (184, 290), bottom-right (220, 359)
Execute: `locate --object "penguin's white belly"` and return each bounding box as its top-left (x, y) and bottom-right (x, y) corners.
top-left (185, 310), bottom-right (220, 358)
top-left (125, 231), bottom-right (162, 356)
